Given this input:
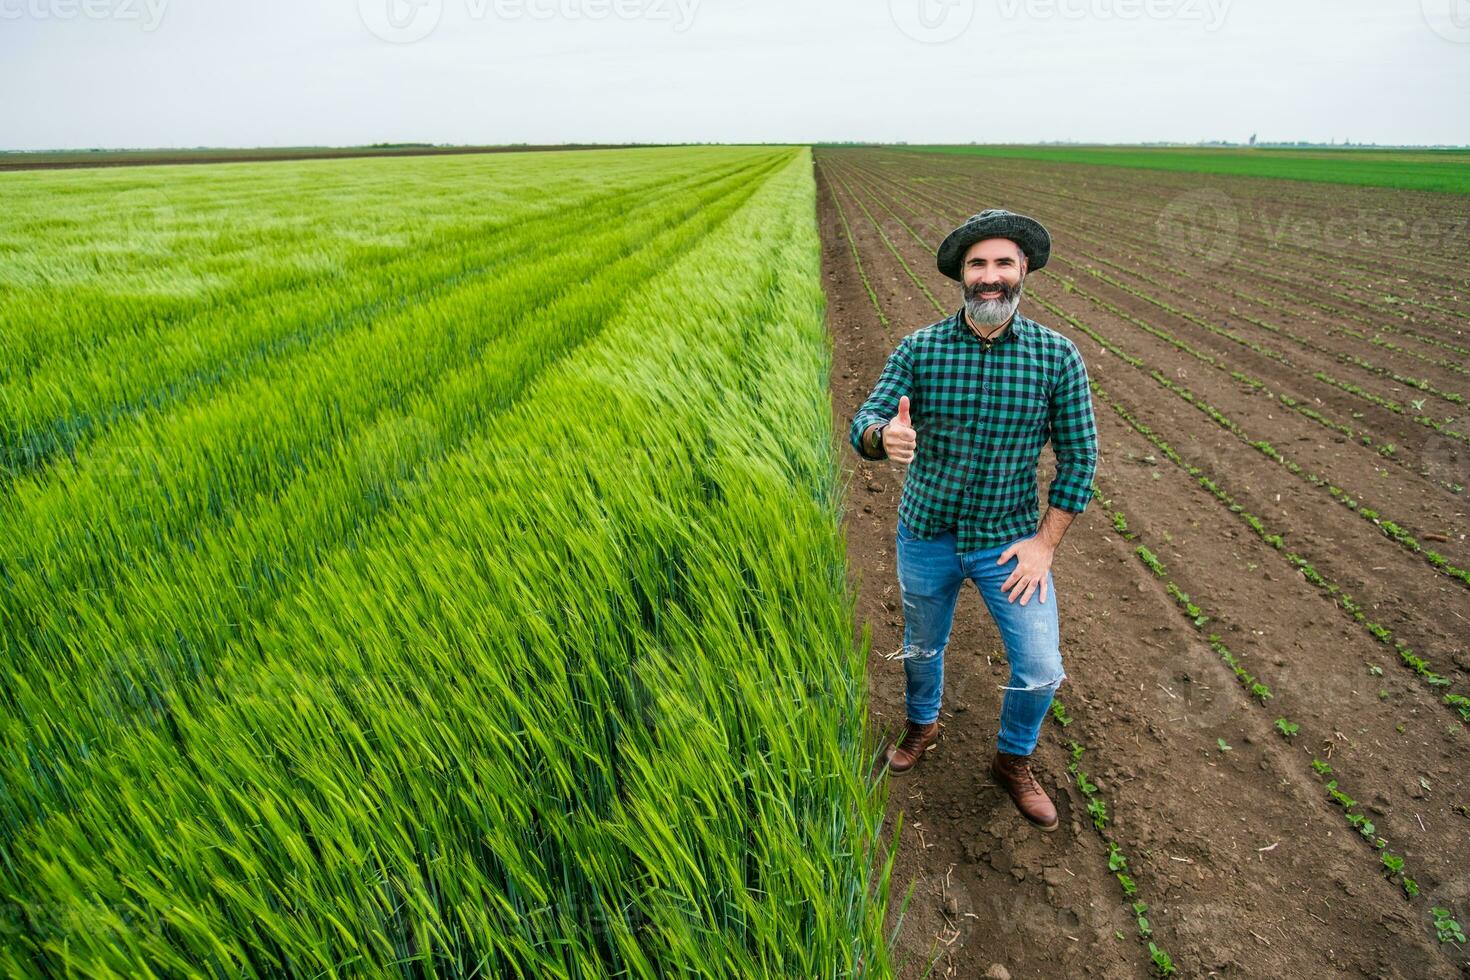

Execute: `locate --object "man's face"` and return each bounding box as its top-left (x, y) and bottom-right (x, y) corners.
top-left (961, 238), bottom-right (1027, 328)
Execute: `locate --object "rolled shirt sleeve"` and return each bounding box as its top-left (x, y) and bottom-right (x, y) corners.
top-left (1047, 341), bottom-right (1099, 514)
top-left (849, 336), bottom-right (915, 459)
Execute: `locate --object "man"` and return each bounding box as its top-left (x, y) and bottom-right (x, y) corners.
top-left (849, 209), bottom-right (1098, 832)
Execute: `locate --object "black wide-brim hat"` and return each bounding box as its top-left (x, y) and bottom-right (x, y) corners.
top-left (936, 209), bottom-right (1051, 281)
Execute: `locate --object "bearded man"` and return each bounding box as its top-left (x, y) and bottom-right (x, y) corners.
top-left (849, 209), bottom-right (1099, 832)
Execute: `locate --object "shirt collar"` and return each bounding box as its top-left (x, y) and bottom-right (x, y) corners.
top-left (950, 307), bottom-right (1027, 347)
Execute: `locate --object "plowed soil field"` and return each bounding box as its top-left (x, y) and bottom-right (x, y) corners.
top-left (818, 145), bottom-right (1470, 980)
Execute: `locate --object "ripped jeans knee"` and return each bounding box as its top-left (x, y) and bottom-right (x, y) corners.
top-left (893, 528), bottom-right (968, 726)
top-left (996, 662), bottom-right (1066, 756)
top-left (895, 593), bottom-right (960, 726)
top-left (1000, 666), bottom-right (1067, 695)
top-left (899, 641), bottom-right (947, 726)
top-left (885, 642), bottom-right (945, 663)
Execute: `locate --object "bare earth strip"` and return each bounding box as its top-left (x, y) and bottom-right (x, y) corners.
top-left (818, 148), bottom-right (1469, 979)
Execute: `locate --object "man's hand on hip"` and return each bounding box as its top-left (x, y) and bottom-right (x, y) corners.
top-left (884, 396), bottom-right (916, 464)
top-left (998, 535), bottom-right (1054, 606)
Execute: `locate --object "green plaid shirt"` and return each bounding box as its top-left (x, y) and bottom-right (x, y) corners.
top-left (849, 308), bottom-right (1098, 551)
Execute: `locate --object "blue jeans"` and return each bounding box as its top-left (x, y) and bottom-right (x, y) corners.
top-left (894, 517), bottom-right (1066, 756)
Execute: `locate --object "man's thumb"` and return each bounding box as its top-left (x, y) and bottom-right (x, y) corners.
top-left (897, 396), bottom-right (911, 426)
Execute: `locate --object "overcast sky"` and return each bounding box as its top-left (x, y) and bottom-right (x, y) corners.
top-left (2, 0), bottom-right (1467, 150)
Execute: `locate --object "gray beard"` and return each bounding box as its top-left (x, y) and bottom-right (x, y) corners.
top-left (964, 281), bottom-right (1024, 328)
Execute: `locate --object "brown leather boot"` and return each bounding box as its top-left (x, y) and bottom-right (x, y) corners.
top-left (990, 750), bottom-right (1059, 832)
top-left (884, 720), bottom-right (940, 775)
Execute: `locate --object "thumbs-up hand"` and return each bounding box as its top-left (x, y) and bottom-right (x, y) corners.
top-left (883, 395), bottom-right (917, 465)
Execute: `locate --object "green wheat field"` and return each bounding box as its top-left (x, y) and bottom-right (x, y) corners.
top-left (0, 146), bottom-right (896, 977)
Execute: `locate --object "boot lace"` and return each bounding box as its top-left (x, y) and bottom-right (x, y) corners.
top-left (1003, 754), bottom-right (1041, 792)
top-left (898, 722), bottom-right (933, 753)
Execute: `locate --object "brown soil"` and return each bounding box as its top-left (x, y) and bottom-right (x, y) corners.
top-left (819, 148), bottom-right (1470, 979)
